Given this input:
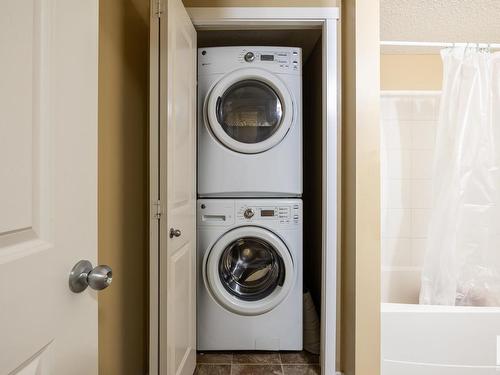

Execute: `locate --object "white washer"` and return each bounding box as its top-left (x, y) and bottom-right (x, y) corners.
top-left (198, 46), bottom-right (302, 197)
top-left (197, 199), bottom-right (303, 351)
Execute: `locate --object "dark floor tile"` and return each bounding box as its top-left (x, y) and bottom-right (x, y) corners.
top-left (194, 364), bottom-right (231, 375)
top-left (232, 364), bottom-right (283, 375)
top-left (282, 365), bottom-right (321, 375)
top-left (280, 351), bottom-right (319, 364)
top-left (233, 352), bottom-right (281, 364)
top-left (197, 352), bottom-right (233, 364)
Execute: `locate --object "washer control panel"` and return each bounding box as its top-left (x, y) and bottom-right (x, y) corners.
top-left (237, 203), bottom-right (300, 225)
top-left (198, 199), bottom-right (302, 227)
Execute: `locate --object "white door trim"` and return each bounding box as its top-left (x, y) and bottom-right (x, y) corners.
top-left (150, 6), bottom-right (340, 375)
top-left (149, 3), bottom-right (160, 375)
top-left (150, 1), bottom-right (197, 374)
top-left (321, 18), bottom-right (339, 375)
top-left (188, 7), bottom-right (339, 27)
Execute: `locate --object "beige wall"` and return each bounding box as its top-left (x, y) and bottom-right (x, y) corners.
top-left (98, 0), bottom-right (149, 374)
top-left (341, 0), bottom-right (381, 374)
top-left (381, 54), bottom-right (442, 90)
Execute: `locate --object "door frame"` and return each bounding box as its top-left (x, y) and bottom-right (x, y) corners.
top-left (150, 6), bottom-right (340, 375)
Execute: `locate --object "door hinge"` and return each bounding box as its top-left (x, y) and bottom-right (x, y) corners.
top-left (155, 0), bottom-right (162, 18)
top-left (153, 200), bottom-right (162, 219)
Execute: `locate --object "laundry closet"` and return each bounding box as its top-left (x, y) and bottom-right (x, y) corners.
top-left (197, 31), bottom-right (321, 347)
top-left (149, 6), bottom-right (339, 375)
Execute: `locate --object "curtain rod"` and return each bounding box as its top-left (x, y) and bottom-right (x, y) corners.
top-left (381, 40), bottom-right (500, 49)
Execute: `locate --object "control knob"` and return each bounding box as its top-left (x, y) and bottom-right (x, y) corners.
top-left (243, 208), bottom-right (255, 219)
top-left (244, 52), bottom-right (255, 62)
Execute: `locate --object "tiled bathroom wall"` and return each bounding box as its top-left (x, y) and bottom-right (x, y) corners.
top-left (380, 92), bottom-right (440, 303)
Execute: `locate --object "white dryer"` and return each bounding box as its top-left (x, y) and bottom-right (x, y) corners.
top-left (197, 199), bottom-right (303, 351)
top-left (197, 46), bottom-right (302, 197)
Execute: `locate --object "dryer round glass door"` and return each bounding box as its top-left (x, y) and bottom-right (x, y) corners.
top-left (205, 68), bottom-right (294, 154)
top-left (204, 226), bottom-right (295, 316)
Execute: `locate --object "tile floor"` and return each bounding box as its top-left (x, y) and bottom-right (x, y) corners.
top-left (196, 351), bottom-right (320, 375)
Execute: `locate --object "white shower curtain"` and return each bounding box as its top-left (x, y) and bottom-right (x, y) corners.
top-left (420, 47), bottom-right (500, 306)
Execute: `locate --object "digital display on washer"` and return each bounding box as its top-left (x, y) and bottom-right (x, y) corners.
top-left (260, 209), bottom-right (275, 217)
top-left (260, 55), bottom-right (274, 61)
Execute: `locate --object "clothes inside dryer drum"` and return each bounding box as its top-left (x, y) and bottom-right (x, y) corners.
top-left (216, 80), bottom-right (283, 144)
top-left (218, 237), bottom-right (285, 301)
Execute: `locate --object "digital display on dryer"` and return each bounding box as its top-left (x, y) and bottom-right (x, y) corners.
top-left (260, 55), bottom-right (274, 61)
top-left (260, 210), bottom-right (275, 217)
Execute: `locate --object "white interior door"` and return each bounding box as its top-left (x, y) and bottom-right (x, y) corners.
top-left (0, 1), bottom-right (99, 374)
top-left (150, 0), bottom-right (197, 374)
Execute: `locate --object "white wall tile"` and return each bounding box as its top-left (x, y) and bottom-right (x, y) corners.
top-left (384, 179), bottom-right (411, 208)
top-left (380, 97), bottom-right (398, 120)
top-left (382, 123), bottom-right (411, 149)
top-left (387, 149), bottom-right (411, 179)
top-left (411, 180), bottom-right (433, 208)
top-left (411, 238), bottom-right (428, 266)
top-left (380, 148), bottom-right (388, 178)
top-left (394, 98), bottom-right (415, 120)
top-left (434, 97), bottom-right (441, 118)
top-left (398, 120), bottom-right (417, 127)
top-left (414, 97), bottom-right (437, 120)
top-left (410, 120), bottom-right (438, 127)
top-left (381, 93), bottom-right (441, 276)
top-left (411, 150), bottom-right (434, 179)
top-left (381, 268), bottom-right (422, 304)
top-left (382, 208), bottom-right (411, 238)
top-left (381, 96), bottom-right (414, 120)
top-left (411, 209), bottom-right (432, 238)
top-left (411, 125), bottom-right (436, 149)
top-left (382, 238), bottom-right (412, 266)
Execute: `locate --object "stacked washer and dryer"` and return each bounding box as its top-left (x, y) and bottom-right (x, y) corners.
top-left (197, 46), bottom-right (303, 351)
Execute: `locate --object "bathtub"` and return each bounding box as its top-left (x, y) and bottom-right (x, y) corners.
top-left (381, 268), bottom-right (500, 374)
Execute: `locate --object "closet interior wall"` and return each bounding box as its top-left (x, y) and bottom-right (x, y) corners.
top-left (302, 37), bottom-right (323, 313)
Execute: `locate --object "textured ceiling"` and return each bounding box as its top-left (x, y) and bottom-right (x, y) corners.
top-left (381, 0), bottom-right (500, 53)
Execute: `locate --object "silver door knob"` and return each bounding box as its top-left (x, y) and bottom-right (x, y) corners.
top-left (69, 260), bottom-right (113, 293)
top-left (170, 228), bottom-right (182, 238)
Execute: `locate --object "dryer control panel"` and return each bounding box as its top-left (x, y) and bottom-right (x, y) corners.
top-left (238, 49), bottom-right (300, 71)
top-left (198, 46), bottom-right (302, 76)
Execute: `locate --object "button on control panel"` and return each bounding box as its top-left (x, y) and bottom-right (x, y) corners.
top-left (293, 204), bottom-right (299, 221)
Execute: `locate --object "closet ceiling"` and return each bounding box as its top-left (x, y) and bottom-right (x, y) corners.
top-left (381, 0), bottom-right (500, 53)
top-left (197, 29), bottom-right (322, 61)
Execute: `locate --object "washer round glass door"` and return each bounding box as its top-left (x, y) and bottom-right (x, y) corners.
top-left (205, 68), bottom-right (294, 154)
top-left (204, 226), bottom-right (294, 316)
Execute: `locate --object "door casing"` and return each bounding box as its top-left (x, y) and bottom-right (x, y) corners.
top-left (149, 6), bottom-right (340, 375)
